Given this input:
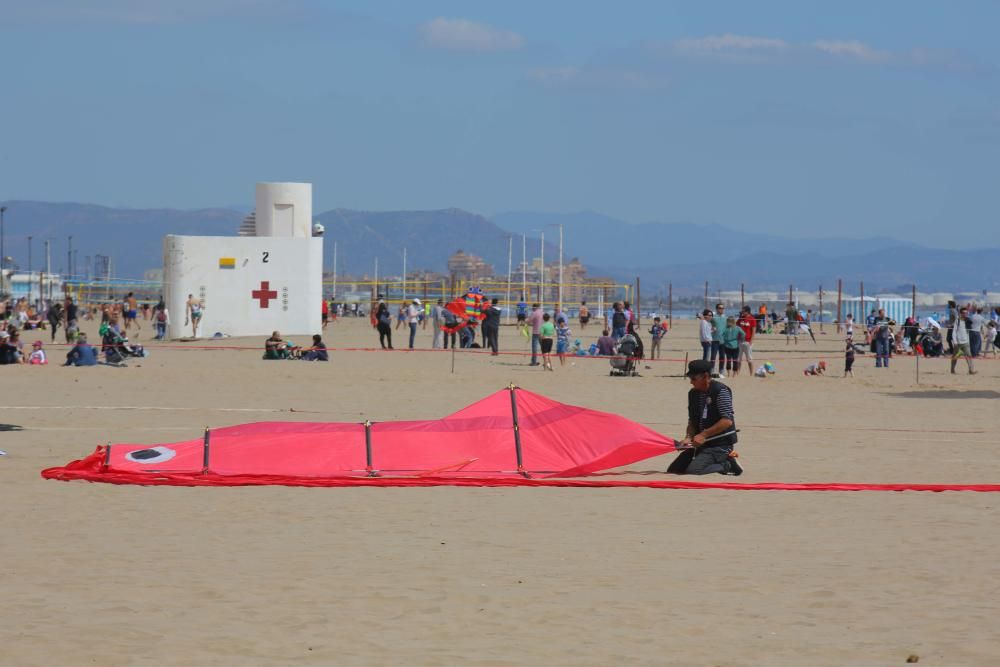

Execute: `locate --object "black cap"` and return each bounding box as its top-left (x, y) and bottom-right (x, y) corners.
top-left (686, 359), bottom-right (714, 377)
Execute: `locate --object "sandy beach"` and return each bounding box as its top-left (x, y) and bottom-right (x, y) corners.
top-left (2, 316), bottom-right (998, 666)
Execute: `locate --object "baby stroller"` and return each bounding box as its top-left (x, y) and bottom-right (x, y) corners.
top-left (609, 333), bottom-right (640, 377)
top-left (102, 329), bottom-right (145, 365)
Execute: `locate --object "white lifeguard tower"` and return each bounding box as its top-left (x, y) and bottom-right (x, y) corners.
top-left (162, 183), bottom-right (323, 339)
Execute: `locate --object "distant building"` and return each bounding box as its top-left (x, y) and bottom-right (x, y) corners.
top-left (447, 250), bottom-right (493, 282)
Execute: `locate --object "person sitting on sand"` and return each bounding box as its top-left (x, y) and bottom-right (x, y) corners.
top-left (804, 360), bottom-right (827, 376)
top-left (301, 334), bottom-right (329, 361)
top-left (264, 331), bottom-right (290, 360)
top-left (0, 330), bottom-right (19, 365)
top-left (28, 340), bottom-right (48, 365)
top-left (667, 360), bottom-right (743, 476)
top-left (64, 334), bottom-right (98, 366)
top-left (596, 328), bottom-right (616, 356)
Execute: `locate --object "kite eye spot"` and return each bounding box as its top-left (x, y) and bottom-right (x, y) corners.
top-left (125, 447), bottom-right (176, 464)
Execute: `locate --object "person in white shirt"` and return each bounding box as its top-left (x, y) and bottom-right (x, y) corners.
top-left (950, 306), bottom-right (976, 374)
top-left (698, 309), bottom-right (713, 361)
top-left (406, 298), bottom-right (422, 349)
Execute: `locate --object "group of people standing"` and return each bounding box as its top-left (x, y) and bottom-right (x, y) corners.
top-left (697, 303), bottom-right (757, 378)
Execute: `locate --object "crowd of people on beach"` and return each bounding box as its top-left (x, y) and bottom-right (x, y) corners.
top-left (2, 288), bottom-right (998, 378)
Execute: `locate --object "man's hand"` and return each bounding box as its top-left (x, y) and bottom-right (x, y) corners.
top-left (692, 433), bottom-right (707, 446)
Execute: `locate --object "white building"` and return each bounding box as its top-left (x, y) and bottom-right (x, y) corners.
top-left (162, 183), bottom-right (323, 339)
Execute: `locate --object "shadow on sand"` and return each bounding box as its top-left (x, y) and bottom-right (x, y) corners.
top-left (888, 390), bottom-right (1000, 400)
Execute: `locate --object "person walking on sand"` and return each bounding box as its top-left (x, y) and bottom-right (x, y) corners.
top-left (950, 305), bottom-right (977, 375)
top-left (528, 303), bottom-right (544, 366)
top-left (539, 312), bottom-right (556, 371)
top-left (185, 294), bottom-right (203, 338)
top-left (406, 298), bottom-right (421, 349)
top-left (736, 306), bottom-right (757, 376)
top-left (430, 299), bottom-right (445, 349)
top-left (555, 315), bottom-right (572, 366)
top-left (578, 301), bottom-right (590, 330)
top-left (648, 316), bottom-right (666, 359)
top-left (482, 297), bottom-right (501, 356)
top-left (375, 301), bottom-right (393, 350)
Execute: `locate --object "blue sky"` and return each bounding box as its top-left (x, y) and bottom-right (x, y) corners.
top-left (1, 0), bottom-right (998, 245)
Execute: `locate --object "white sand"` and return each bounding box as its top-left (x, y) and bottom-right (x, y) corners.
top-left (2, 317), bottom-right (998, 666)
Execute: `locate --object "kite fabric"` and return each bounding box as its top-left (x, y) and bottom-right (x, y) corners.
top-left (42, 387), bottom-right (679, 486)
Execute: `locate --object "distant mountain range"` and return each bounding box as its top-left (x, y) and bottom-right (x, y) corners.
top-left (1, 200), bottom-right (996, 293)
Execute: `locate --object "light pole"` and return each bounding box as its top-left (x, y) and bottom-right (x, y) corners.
top-left (0, 206), bottom-right (6, 277)
top-left (547, 223), bottom-right (563, 314)
top-left (45, 239), bottom-right (51, 302)
top-left (68, 235), bottom-right (73, 280)
top-left (532, 230), bottom-right (544, 306)
top-left (505, 235), bottom-right (513, 324)
top-left (521, 234), bottom-right (526, 301)
top-left (27, 235), bottom-right (33, 304)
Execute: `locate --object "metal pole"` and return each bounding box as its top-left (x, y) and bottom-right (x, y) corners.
top-left (364, 419), bottom-right (377, 476)
top-left (508, 384), bottom-right (529, 478)
top-left (68, 235), bottom-right (73, 281)
top-left (521, 234), bottom-right (528, 300)
top-left (0, 207), bottom-right (6, 281)
top-left (539, 231), bottom-right (545, 308)
top-left (27, 236), bottom-right (32, 305)
top-left (505, 235), bottom-right (513, 324)
top-left (332, 240), bottom-right (337, 300)
top-left (402, 247), bottom-right (407, 301)
top-left (635, 277), bottom-right (641, 327)
top-left (558, 224), bottom-right (563, 315)
top-left (703, 281), bottom-right (708, 310)
top-left (860, 281), bottom-right (865, 327)
top-left (45, 240), bottom-right (51, 301)
top-left (668, 282), bottom-right (673, 329)
top-left (819, 284), bottom-right (824, 333)
top-left (912, 283), bottom-right (917, 321)
top-left (740, 283), bottom-right (745, 311)
top-left (374, 257), bottom-right (379, 300)
top-left (201, 427), bottom-right (211, 474)
top-left (837, 279), bottom-right (843, 334)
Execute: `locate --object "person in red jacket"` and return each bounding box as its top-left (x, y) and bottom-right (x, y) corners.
top-left (736, 306), bottom-right (757, 376)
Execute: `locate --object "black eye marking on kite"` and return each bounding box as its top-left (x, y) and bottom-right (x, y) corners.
top-left (125, 446), bottom-right (176, 464)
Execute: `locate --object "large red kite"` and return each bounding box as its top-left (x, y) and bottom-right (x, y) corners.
top-left (42, 387), bottom-right (677, 487)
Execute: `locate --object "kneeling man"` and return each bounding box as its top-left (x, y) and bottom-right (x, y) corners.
top-left (667, 359), bottom-right (743, 476)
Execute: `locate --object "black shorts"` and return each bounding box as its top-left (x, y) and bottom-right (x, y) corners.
top-left (516, 314), bottom-right (526, 323)
top-left (579, 315), bottom-right (590, 324)
top-left (540, 339), bottom-right (553, 354)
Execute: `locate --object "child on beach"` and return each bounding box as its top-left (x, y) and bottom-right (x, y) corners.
top-left (539, 313), bottom-right (555, 371)
top-left (754, 361), bottom-right (776, 378)
top-left (845, 337), bottom-right (856, 377)
top-left (721, 316), bottom-right (745, 376)
top-left (648, 317), bottom-right (666, 359)
top-left (28, 341), bottom-right (47, 365)
top-left (804, 360), bottom-right (827, 376)
top-left (555, 317), bottom-right (572, 366)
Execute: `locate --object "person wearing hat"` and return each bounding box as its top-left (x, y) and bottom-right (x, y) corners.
top-left (667, 359), bottom-right (743, 476)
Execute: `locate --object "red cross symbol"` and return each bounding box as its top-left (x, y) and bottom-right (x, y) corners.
top-left (251, 281), bottom-right (278, 308)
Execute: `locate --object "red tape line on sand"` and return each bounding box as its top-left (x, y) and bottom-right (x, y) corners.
top-left (41, 468), bottom-right (1000, 492)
